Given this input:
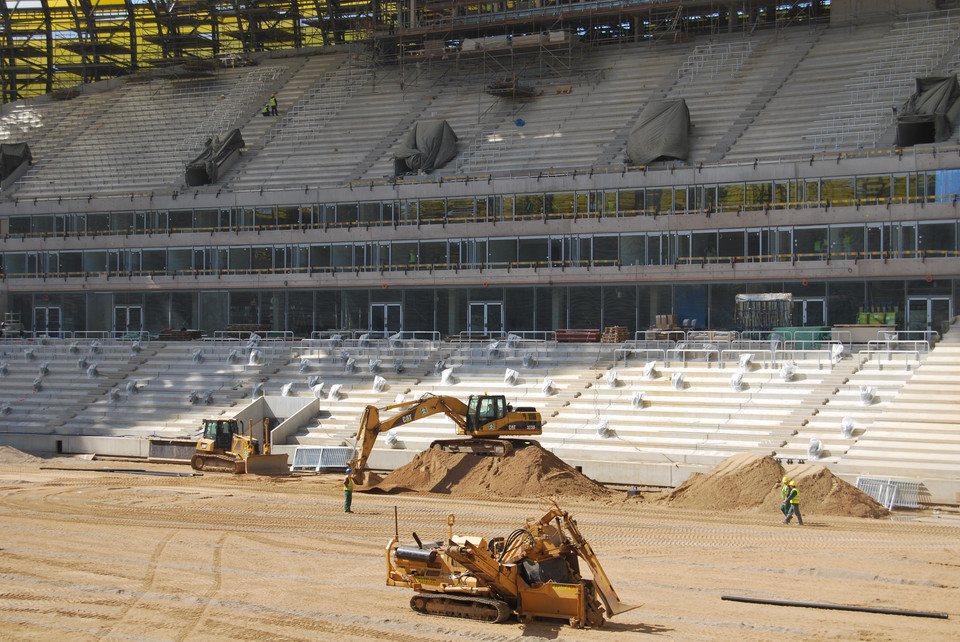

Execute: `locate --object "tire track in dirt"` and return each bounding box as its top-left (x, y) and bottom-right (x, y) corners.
top-left (96, 530), bottom-right (176, 638)
top-left (172, 531), bottom-right (225, 642)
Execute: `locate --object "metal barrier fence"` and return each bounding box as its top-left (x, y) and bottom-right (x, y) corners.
top-left (856, 477), bottom-right (924, 509)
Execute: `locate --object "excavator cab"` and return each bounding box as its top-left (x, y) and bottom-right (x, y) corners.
top-left (465, 395), bottom-right (508, 432)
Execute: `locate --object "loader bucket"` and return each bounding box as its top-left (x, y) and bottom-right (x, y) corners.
top-left (243, 454), bottom-right (290, 475)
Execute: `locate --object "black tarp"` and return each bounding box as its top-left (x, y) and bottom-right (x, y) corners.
top-left (185, 129), bottom-right (244, 186)
top-left (624, 99), bottom-right (691, 165)
top-left (896, 76), bottom-right (960, 147)
top-left (393, 119), bottom-right (458, 175)
top-left (0, 142), bottom-right (32, 181)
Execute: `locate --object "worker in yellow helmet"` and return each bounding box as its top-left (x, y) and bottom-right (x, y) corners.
top-left (780, 476), bottom-right (791, 518)
top-left (783, 480), bottom-right (803, 525)
top-left (269, 93), bottom-right (278, 116)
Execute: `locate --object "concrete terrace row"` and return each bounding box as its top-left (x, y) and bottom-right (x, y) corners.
top-left (0, 324), bottom-right (957, 502)
top-left (3, 9), bottom-right (959, 200)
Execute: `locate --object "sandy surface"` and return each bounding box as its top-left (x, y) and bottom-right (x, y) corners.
top-left (0, 458), bottom-right (957, 641)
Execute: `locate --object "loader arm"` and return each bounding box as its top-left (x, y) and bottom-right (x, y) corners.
top-left (347, 394), bottom-right (470, 480)
top-left (558, 512), bottom-right (638, 617)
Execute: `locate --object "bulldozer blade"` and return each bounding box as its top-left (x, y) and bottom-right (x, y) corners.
top-left (243, 454), bottom-right (290, 475)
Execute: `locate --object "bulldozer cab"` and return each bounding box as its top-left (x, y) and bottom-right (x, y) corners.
top-left (202, 419), bottom-right (239, 450)
top-left (466, 395), bottom-right (507, 432)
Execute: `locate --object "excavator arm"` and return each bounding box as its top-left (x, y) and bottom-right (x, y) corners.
top-left (347, 394), bottom-right (470, 482)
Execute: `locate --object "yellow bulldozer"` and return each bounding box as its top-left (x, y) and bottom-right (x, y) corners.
top-left (190, 417), bottom-right (289, 475)
top-left (387, 500), bottom-right (637, 628)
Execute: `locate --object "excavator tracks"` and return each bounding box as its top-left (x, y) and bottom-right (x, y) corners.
top-left (409, 593), bottom-right (512, 623)
top-left (429, 438), bottom-right (538, 457)
top-left (190, 453), bottom-right (244, 474)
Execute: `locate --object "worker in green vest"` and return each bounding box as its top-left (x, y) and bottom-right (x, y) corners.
top-left (343, 468), bottom-right (355, 513)
top-left (269, 93), bottom-right (278, 116)
top-left (783, 480), bottom-right (803, 525)
top-left (780, 476), bottom-right (791, 518)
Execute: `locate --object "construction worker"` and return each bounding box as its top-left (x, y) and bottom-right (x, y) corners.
top-left (780, 476), bottom-right (791, 518)
top-left (783, 480), bottom-right (803, 525)
top-left (262, 104), bottom-right (270, 117)
top-left (343, 468), bottom-right (354, 513)
top-left (269, 93), bottom-right (278, 116)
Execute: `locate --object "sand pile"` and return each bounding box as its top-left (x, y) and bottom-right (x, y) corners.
top-left (0, 446), bottom-right (43, 465)
top-left (369, 443), bottom-right (609, 499)
top-left (657, 453), bottom-right (889, 518)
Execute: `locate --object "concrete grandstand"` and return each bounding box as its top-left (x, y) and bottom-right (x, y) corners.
top-left (0, 0), bottom-right (958, 505)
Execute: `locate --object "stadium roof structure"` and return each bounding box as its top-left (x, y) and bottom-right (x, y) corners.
top-left (0, 0), bottom-right (830, 102)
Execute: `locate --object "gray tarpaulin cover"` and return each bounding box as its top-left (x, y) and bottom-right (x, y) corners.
top-left (185, 129), bottom-right (244, 186)
top-left (0, 142), bottom-right (32, 180)
top-left (393, 119), bottom-right (458, 175)
top-left (896, 76), bottom-right (960, 146)
top-left (624, 99), bottom-right (691, 165)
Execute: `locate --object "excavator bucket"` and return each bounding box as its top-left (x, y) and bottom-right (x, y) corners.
top-left (243, 453), bottom-right (290, 475)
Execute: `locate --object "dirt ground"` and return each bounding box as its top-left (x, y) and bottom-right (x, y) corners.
top-left (0, 458), bottom-right (957, 641)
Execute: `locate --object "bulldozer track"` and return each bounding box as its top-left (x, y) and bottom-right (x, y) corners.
top-left (191, 453), bottom-right (243, 474)
top-left (409, 593), bottom-right (512, 623)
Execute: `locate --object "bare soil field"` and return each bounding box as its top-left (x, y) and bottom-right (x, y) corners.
top-left (0, 456), bottom-right (957, 641)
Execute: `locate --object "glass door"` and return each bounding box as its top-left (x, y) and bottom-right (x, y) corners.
top-left (792, 298), bottom-right (825, 326)
top-left (114, 305), bottom-right (143, 337)
top-left (33, 307), bottom-right (62, 337)
top-left (468, 302), bottom-right (503, 336)
top-left (370, 303), bottom-right (402, 337)
top-left (907, 297), bottom-right (952, 340)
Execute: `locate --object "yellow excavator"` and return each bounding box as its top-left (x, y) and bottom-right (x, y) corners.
top-left (190, 417), bottom-right (289, 475)
top-left (347, 393), bottom-right (542, 484)
top-left (387, 500), bottom-right (638, 628)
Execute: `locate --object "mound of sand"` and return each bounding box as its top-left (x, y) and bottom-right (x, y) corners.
top-left (657, 453), bottom-right (889, 519)
top-left (0, 446), bottom-right (43, 465)
top-left (369, 443), bottom-right (609, 499)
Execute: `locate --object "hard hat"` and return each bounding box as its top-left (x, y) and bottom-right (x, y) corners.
top-left (345, 468), bottom-right (352, 473)
top-left (782, 476), bottom-right (789, 483)
top-left (789, 480), bottom-right (796, 486)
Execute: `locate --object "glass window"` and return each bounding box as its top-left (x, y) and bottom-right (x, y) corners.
top-left (488, 238), bottom-right (517, 265)
top-left (621, 234), bottom-right (646, 266)
top-left (856, 175), bottom-right (890, 204)
top-left (336, 203), bottom-right (358, 226)
top-left (918, 222), bottom-right (956, 254)
top-left (419, 199), bottom-right (445, 223)
top-left (446, 198), bottom-right (475, 222)
top-left (545, 192), bottom-right (574, 216)
top-left (516, 194), bottom-right (544, 219)
top-left (821, 177), bottom-right (855, 204)
top-left (83, 251), bottom-right (106, 273)
top-left (618, 189), bottom-right (643, 214)
top-left (277, 205), bottom-right (300, 228)
top-left (593, 236), bottom-right (618, 264)
top-left (717, 184), bottom-right (744, 211)
top-left (518, 237), bottom-right (548, 264)
top-left (168, 249), bottom-right (192, 271)
top-left (645, 188), bottom-right (672, 213)
top-left (744, 182), bottom-right (772, 208)
top-left (86, 214), bottom-right (109, 234)
top-left (357, 202), bottom-right (380, 225)
top-left (420, 241), bottom-right (446, 265)
top-left (830, 225), bottom-right (863, 256)
top-left (169, 210), bottom-right (193, 231)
